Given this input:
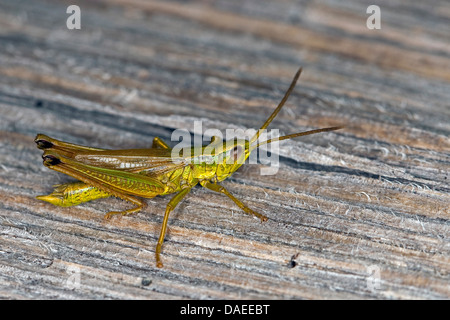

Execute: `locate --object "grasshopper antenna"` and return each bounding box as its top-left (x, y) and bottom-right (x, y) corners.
top-left (250, 67), bottom-right (303, 144)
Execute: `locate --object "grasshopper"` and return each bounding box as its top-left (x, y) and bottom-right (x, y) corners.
top-left (35, 68), bottom-right (343, 268)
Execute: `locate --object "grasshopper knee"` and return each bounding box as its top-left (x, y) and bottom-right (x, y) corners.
top-left (35, 134), bottom-right (54, 149)
top-left (42, 154), bottom-right (61, 166)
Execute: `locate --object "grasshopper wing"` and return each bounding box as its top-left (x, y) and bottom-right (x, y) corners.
top-left (73, 149), bottom-right (189, 176)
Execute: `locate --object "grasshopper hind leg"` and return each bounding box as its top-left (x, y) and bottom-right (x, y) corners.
top-left (35, 134), bottom-right (106, 152)
top-left (39, 153), bottom-right (151, 220)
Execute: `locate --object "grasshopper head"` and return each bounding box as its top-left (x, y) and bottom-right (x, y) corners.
top-left (214, 138), bottom-right (251, 181)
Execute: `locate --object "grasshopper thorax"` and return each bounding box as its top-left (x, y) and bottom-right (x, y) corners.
top-left (188, 138), bottom-right (251, 181)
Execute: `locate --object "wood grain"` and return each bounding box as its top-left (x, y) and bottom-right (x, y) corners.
top-left (0, 0), bottom-right (448, 299)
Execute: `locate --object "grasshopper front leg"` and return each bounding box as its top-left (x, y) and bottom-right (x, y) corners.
top-left (201, 181), bottom-right (268, 222)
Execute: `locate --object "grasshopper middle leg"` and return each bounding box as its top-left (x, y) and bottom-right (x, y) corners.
top-left (155, 187), bottom-right (192, 268)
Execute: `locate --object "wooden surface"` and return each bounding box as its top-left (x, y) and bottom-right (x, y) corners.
top-left (0, 0), bottom-right (449, 300)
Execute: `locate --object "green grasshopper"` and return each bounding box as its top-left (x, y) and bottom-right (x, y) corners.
top-left (35, 68), bottom-right (343, 268)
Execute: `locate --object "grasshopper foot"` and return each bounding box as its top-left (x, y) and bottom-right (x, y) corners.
top-left (104, 201), bottom-right (145, 220)
top-left (155, 243), bottom-right (164, 268)
top-left (104, 210), bottom-right (135, 220)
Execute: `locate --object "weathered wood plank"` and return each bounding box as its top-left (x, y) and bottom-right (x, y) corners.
top-left (0, 0), bottom-right (448, 299)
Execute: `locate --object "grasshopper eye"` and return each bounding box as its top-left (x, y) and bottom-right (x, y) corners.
top-left (232, 145), bottom-right (243, 162)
